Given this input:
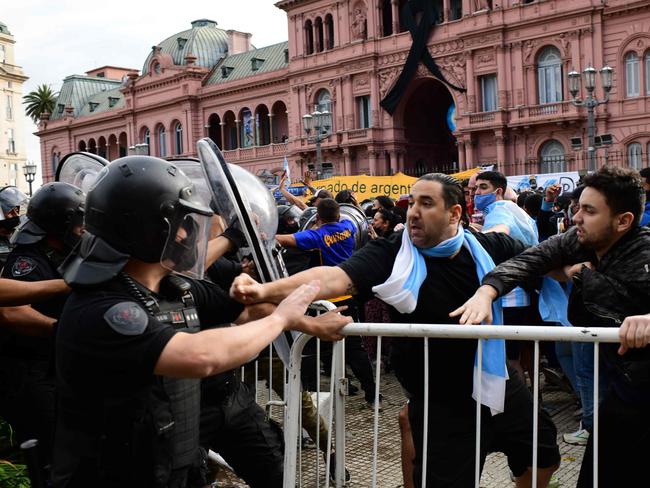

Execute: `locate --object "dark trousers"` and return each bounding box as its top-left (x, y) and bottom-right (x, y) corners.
top-left (577, 388), bottom-right (650, 488)
top-left (200, 378), bottom-right (284, 488)
top-left (0, 357), bottom-right (55, 465)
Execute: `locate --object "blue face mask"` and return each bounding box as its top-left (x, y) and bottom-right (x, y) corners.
top-left (473, 191), bottom-right (497, 212)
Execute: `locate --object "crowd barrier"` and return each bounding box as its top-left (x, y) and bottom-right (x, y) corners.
top-left (279, 308), bottom-right (620, 488)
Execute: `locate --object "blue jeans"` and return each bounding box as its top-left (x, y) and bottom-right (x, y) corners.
top-left (554, 341), bottom-right (577, 391)
top-left (571, 342), bottom-right (606, 431)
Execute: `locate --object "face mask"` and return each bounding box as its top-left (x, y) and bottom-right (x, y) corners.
top-left (473, 192), bottom-right (497, 212)
top-left (0, 216), bottom-right (21, 232)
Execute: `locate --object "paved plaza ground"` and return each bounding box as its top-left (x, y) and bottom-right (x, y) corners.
top-left (215, 365), bottom-right (585, 488)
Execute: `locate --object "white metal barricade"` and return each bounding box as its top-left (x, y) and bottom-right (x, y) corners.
top-left (283, 323), bottom-right (621, 488)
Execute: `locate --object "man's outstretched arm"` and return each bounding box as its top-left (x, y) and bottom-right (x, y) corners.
top-left (230, 266), bottom-right (355, 305)
top-left (0, 278), bottom-right (69, 306)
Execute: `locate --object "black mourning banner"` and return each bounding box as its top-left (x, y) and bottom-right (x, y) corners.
top-left (380, 0), bottom-right (466, 115)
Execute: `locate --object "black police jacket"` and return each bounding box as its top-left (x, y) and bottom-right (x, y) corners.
top-left (53, 276), bottom-right (205, 488)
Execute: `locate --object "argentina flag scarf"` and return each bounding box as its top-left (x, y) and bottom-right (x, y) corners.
top-left (372, 227), bottom-right (508, 414)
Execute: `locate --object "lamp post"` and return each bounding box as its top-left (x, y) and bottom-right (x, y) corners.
top-left (22, 162), bottom-right (37, 197)
top-left (568, 64), bottom-right (613, 172)
top-left (302, 105), bottom-right (332, 179)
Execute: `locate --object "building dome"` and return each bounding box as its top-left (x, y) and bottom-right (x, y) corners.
top-left (142, 19), bottom-right (229, 74)
top-left (0, 22), bottom-right (11, 35)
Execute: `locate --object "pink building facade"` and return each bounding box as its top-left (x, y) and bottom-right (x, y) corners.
top-left (37, 1), bottom-right (650, 182)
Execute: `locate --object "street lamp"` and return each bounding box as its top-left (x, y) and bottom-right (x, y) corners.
top-left (302, 105), bottom-right (332, 178)
top-left (22, 162), bottom-right (37, 197)
top-left (568, 64), bottom-right (613, 171)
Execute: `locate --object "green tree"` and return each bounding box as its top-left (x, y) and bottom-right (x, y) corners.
top-left (23, 84), bottom-right (57, 123)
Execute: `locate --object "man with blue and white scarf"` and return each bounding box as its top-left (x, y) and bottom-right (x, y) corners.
top-left (230, 173), bottom-right (560, 487)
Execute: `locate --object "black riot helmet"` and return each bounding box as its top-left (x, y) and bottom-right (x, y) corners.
top-left (277, 204), bottom-right (302, 234)
top-left (11, 182), bottom-right (85, 250)
top-left (0, 186), bottom-right (29, 233)
top-left (61, 156), bottom-right (213, 286)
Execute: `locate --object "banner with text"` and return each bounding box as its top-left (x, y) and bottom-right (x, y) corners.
top-left (506, 171), bottom-right (581, 195)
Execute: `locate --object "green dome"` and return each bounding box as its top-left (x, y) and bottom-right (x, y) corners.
top-left (142, 19), bottom-right (229, 74)
top-left (0, 22), bottom-right (11, 35)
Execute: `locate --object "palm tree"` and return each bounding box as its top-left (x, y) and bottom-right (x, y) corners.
top-left (23, 84), bottom-right (57, 123)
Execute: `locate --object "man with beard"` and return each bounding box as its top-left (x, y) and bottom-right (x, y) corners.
top-left (231, 173), bottom-right (560, 487)
top-left (454, 166), bottom-right (650, 487)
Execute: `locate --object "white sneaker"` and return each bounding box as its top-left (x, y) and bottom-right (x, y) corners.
top-left (563, 427), bottom-right (589, 445)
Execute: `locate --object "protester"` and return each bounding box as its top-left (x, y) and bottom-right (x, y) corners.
top-left (454, 166), bottom-right (650, 487)
top-left (639, 167), bottom-right (650, 225)
top-left (232, 173), bottom-right (560, 487)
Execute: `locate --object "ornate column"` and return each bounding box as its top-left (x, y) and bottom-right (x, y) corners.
top-left (389, 149), bottom-right (398, 174)
top-left (496, 45), bottom-right (508, 110)
top-left (343, 75), bottom-right (354, 130)
top-left (391, 0), bottom-right (400, 34)
top-left (370, 70), bottom-right (380, 128)
top-left (465, 136), bottom-right (475, 166)
top-left (219, 122), bottom-right (226, 149)
top-left (368, 148), bottom-right (378, 175)
top-left (443, 0), bottom-right (450, 22)
top-left (465, 50), bottom-right (476, 112)
top-left (457, 140), bottom-right (466, 170)
top-left (462, 0), bottom-right (471, 17)
top-left (268, 113), bottom-right (275, 143)
top-left (343, 148), bottom-right (352, 175)
top-left (495, 129), bottom-right (507, 168)
top-left (235, 120), bottom-right (241, 149)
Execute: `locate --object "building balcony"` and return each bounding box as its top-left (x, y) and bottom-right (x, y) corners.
top-left (222, 142), bottom-right (289, 162)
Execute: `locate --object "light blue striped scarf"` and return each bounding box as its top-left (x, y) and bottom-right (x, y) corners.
top-left (372, 227), bottom-right (508, 414)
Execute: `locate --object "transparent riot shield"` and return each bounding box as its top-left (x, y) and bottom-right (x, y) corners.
top-left (55, 152), bottom-right (110, 192)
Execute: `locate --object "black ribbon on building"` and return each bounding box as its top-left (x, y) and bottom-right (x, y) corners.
top-left (380, 0), bottom-right (466, 115)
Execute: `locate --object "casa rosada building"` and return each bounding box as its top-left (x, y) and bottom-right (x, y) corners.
top-left (36, 0), bottom-right (650, 183)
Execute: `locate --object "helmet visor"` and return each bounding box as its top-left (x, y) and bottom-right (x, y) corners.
top-left (160, 213), bottom-right (212, 280)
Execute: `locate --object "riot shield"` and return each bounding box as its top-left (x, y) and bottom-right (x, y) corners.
top-left (196, 138), bottom-right (292, 365)
top-left (196, 138), bottom-right (286, 283)
top-left (55, 152), bottom-right (110, 192)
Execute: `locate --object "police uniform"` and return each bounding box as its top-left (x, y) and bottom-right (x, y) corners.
top-left (0, 242), bottom-right (67, 463)
top-left (53, 273), bottom-right (240, 488)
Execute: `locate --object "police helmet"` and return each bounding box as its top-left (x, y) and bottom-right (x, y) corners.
top-left (0, 186), bottom-right (28, 233)
top-left (277, 204), bottom-right (303, 234)
top-left (11, 182), bottom-right (84, 250)
top-left (61, 156), bottom-right (213, 286)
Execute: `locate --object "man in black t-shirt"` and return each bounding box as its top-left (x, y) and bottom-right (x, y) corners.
top-left (232, 174), bottom-right (561, 487)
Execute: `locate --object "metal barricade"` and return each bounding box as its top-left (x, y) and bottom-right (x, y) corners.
top-left (283, 322), bottom-right (621, 488)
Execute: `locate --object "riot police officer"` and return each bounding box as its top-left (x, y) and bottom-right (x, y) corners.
top-left (53, 156), bottom-right (349, 488)
top-left (0, 182), bottom-right (84, 467)
top-left (0, 185), bottom-right (29, 265)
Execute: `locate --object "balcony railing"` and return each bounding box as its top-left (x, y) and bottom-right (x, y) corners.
top-left (469, 111), bottom-right (496, 124)
top-left (222, 142), bottom-right (289, 161)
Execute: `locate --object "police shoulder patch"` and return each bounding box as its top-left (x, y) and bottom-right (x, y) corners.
top-left (103, 302), bottom-right (148, 336)
top-left (12, 257), bottom-right (37, 277)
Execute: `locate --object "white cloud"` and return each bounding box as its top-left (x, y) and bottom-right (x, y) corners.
top-left (2, 0), bottom-right (288, 186)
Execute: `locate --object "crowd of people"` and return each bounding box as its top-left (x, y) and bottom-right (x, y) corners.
top-left (0, 156), bottom-right (649, 488)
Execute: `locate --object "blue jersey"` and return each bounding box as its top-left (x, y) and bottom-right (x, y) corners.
top-left (294, 220), bottom-right (357, 266)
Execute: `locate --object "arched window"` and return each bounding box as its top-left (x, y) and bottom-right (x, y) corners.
top-left (645, 52), bottom-right (650, 95)
top-left (628, 142), bottom-right (642, 170)
top-left (626, 52), bottom-right (640, 97)
top-left (537, 46), bottom-right (562, 104)
top-left (51, 149), bottom-right (60, 174)
top-left (158, 126), bottom-right (167, 158)
top-left (316, 89), bottom-right (331, 113)
top-left (381, 0), bottom-right (393, 37)
top-left (305, 20), bottom-right (314, 55)
top-left (325, 14), bottom-right (335, 49)
top-left (540, 140), bottom-right (566, 173)
top-left (174, 122), bottom-right (183, 155)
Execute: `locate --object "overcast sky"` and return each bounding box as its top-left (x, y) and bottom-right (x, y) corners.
top-left (3, 0), bottom-right (288, 185)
